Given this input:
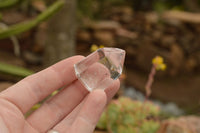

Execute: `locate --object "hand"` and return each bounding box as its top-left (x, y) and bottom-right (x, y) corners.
top-left (0, 56), bottom-right (120, 133)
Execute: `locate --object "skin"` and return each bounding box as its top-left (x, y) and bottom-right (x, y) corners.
top-left (0, 56), bottom-right (120, 133)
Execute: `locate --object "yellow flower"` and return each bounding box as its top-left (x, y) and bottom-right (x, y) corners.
top-left (99, 45), bottom-right (104, 48)
top-left (152, 56), bottom-right (167, 71)
top-left (160, 64), bottom-right (166, 70)
top-left (152, 56), bottom-right (163, 65)
top-left (156, 63), bottom-right (167, 71)
top-left (90, 44), bottom-right (104, 52)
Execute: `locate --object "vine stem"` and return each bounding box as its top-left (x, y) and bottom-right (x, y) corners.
top-left (145, 64), bottom-right (156, 101)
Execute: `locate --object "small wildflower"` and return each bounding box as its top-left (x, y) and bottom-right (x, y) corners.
top-left (152, 56), bottom-right (167, 71)
top-left (90, 44), bottom-right (104, 52)
top-left (158, 64), bottom-right (166, 71)
top-left (145, 56), bottom-right (167, 99)
top-left (99, 45), bottom-right (104, 48)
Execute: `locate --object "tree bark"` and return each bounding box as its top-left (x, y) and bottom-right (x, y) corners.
top-left (44, 0), bottom-right (76, 66)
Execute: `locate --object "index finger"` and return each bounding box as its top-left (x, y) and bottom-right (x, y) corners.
top-left (0, 56), bottom-right (84, 113)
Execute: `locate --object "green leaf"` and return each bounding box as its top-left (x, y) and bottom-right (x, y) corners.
top-left (0, 0), bottom-right (64, 39)
top-left (0, 62), bottom-right (34, 77)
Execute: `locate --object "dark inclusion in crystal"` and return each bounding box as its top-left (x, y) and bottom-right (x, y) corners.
top-left (74, 47), bottom-right (125, 91)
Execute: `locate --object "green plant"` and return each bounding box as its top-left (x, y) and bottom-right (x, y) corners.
top-left (97, 97), bottom-right (160, 133)
top-left (0, 62), bottom-right (34, 77)
top-left (0, 0), bottom-right (64, 39)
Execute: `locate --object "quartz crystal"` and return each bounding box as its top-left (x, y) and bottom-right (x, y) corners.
top-left (74, 47), bottom-right (125, 91)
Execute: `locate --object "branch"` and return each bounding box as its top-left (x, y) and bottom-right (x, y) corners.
top-left (145, 65), bottom-right (156, 99)
top-left (162, 11), bottom-right (200, 24)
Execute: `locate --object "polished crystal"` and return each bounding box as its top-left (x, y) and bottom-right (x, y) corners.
top-left (74, 47), bottom-right (125, 91)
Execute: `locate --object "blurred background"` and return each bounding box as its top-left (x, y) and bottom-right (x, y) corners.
top-left (0, 0), bottom-right (200, 132)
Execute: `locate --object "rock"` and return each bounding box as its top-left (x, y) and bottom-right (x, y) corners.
top-left (116, 28), bottom-right (138, 39)
top-left (94, 31), bottom-right (115, 46)
top-left (89, 21), bottom-right (121, 30)
top-left (185, 57), bottom-right (198, 72)
top-left (107, 6), bottom-right (134, 23)
top-left (0, 50), bottom-right (26, 67)
top-left (77, 30), bottom-right (91, 42)
top-left (0, 82), bottom-right (13, 92)
top-left (124, 45), bottom-right (137, 56)
top-left (2, 10), bottom-right (27, 24)
top-left (152, 30), bottom-right (162, 40)
top-left (123, 87), bottom-right (145, 101)
top-left (169, 44), bottom-right (184, 76)
top-left (161, 11), bottom-right (184, 26)
top-left (146, 12), bottom-right (159, 24)
top-left (33, 23), bottom-right (47, 53)
top-left (161, 35), bottom-right (176, 48)
top-left (123, 87), bottom-right (184, 116)
top-left (157, 116), bottom-right (200, 133)
top-left (154, 101), bottom-right (184, 116)
top-left (31, 0), bottom-right (47, 12)
top-left (120, 6), bottom-right (134, 23)
top-left (22, 51), bottom-right (42, 64)
top-left (195, 52), bottom-right (200, 71)
top-left (162, 11), bottom-right (200, 24)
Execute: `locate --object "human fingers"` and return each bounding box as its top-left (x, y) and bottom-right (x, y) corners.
top-left (51, 80), bottom-right (120, 133)
top-left (0, 56), bottom-right (84, 114)
top-left (26, 80), bottom-right (88, 133)
top-left (69, 89), bottom-right (107, 133)
top-left (52, 95), bottom-right (87, 132)
top-left (104, 79), bottom-right (120, 103)
top-left (26, 64), bottom-right (119, 132)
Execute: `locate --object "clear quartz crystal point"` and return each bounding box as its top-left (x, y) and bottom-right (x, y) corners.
top-left (74, 47), bottom-right (125, 91)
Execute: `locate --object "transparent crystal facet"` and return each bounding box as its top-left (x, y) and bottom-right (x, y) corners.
top-left (74, 47), bottom-right (125, 91)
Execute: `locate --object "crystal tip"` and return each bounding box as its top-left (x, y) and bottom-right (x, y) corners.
top-left (74, 47), bottom-right (126, 91)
